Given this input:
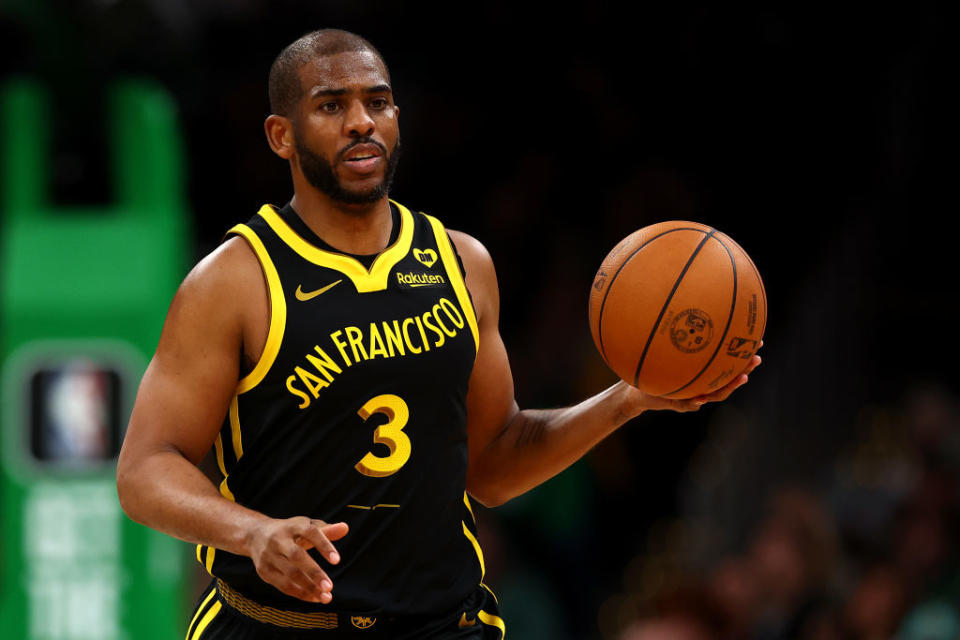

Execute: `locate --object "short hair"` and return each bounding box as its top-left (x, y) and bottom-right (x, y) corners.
top-left (268, 29), bottom-right (389, 117)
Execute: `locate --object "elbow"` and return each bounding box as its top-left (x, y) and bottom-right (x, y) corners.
top-left (466, 455), bottom-right (524, 508)
top-left (465, 475), bottom-right (514, 509)
top-left (115, 455), bottom-right (144, 523)
top-left (115, 463), bottom-right (134, 519)
top-left (467, 491), bottom-right (503, 509)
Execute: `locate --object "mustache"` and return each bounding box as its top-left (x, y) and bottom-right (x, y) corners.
top-left (336, 137), bottom-right (388, 161)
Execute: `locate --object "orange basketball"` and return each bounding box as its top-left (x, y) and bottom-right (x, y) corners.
top-left (588, 221), bottom-right (766, 399)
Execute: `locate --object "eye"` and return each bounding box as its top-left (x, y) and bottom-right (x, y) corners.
top-left (369, 98), bottom-right (389, 110)
top-left (320, 102), bottom-right (341, 113)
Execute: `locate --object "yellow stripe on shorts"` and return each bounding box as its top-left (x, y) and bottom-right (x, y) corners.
top-left (185, 587), bottom-right (217, 640)
top-left (190, 601), bottom-right (222, 640)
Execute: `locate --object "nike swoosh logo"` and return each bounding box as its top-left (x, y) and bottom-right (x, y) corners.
top-left (295, 280), bottom-right (342, 301)
top-left (458, 613), bottom-right (476, 628)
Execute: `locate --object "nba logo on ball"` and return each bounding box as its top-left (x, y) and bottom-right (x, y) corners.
top-left (670, 309), bottom-right (714, 353)
top-left (589, 221), bottom-right (766, 399)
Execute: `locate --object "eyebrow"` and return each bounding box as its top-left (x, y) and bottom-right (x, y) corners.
top-left (309, 84), bottom-right (393, 99)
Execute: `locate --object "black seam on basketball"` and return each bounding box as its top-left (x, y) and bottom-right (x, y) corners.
top-left (665, 234), bottom-right (739, 397)
top-left (632, 229), bottom-right (716, 387)
top-left (597, 227), bottom-right (707, 365)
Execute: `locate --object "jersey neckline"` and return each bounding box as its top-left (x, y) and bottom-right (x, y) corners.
top-left (254, 199), bottom-right (415, 293)
top-left (276, 201), bottom-right (401, 270)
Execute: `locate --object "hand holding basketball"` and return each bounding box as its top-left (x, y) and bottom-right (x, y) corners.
top-left (624, 348), bottom-right (762, 414)
top-left (589, 221), bottom-right (766, 400)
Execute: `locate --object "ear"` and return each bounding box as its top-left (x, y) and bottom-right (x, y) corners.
top-left (264, 114), bottom-right (295, 159)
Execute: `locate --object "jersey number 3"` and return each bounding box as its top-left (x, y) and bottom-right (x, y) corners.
top-left (355, 394), bottom-right (411, 477)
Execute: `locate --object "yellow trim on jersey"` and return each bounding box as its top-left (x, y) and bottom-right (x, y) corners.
top-left (463, 492), bottom-right (476, 523)
top-left (464, 500), bottom-right (497, 600)
top-left (212, 400), bottom-right (242, 504)
top-left (254, 200), bottom-right (415, 293)
top-left (462, 521), bottom-right (486, 580)
top-left (481, 582), bottom-right (500, 604)
top-left (213, 435), bottom-right (235, 496)
top-left (228, 223), bottom-right (287, 394)
top-left (185, 587), bottom-right (217, 640)
top-left (190, 601), bottom-right (222, 640)
top-left (425, 214), bottom-right (479, 354)
top-left (197, 401), bottom-right (242, 578)
top-left (205, 545), bottom-right (216, 575)
top-left (214, 434), bottom-right (226, 476)
top-left (219, 478), bottom-right (236, 501)
top-left (194, 545), bottom-right (217, 577)
top-left (228, 396), bottom-right (244, 459)
top-left (478, 609), bottom-right (506, 638)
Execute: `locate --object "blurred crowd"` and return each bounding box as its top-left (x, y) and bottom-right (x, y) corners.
top-left (570, 384), bottom-right (960, 640)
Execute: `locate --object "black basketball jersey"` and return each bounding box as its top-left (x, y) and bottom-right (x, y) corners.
top-left (195, 200), bottom-right (487, 617)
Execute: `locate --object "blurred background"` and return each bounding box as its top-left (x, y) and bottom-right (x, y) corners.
top-left (0, 2), bottom-right (955, 639)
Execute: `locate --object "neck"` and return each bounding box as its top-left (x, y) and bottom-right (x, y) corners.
top-left (289, 182), bottom-right (393, 255)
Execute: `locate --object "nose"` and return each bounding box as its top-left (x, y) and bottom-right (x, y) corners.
top-left (343, 99), bottom-right (375, 138)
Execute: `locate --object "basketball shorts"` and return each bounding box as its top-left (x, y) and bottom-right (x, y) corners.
top-left (185, 579), bottom-right (506, 640)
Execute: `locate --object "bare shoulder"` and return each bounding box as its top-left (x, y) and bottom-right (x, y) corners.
top-left (185, 236), bottom-right (262, 294)
top-left (447, 229), bottom-right (499, 322)
top-left (157, 235), bottom-right (267, 361)
top-left (169, 237), bottom-right (258, 321)
top-left (447, 230), bottom-right (496, 278)
top-left (447, 229), bottom-right (489, 263)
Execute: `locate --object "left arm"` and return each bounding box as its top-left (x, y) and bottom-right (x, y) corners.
top-left (451, 231), bottom-right (760, 507)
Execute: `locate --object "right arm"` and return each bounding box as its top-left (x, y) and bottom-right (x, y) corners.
top-left (116, 237), bottom-right (346, 604)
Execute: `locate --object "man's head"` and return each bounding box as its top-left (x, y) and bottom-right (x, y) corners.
top-left (268, 29), bottom-right (389, 118)
top-left (265, 30), bottom-right (400, 206)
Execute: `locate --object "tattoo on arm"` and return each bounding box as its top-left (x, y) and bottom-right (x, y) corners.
top-left (509, 411), bottom-right (550, 448)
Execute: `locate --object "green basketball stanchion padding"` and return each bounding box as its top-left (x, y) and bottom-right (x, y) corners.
top-left (1, 77), bottom-right (191, 640)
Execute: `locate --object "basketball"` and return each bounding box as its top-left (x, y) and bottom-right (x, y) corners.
top-left (588, 221), bottom-right (767, 399)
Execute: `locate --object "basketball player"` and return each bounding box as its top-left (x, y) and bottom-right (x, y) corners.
top-left (116, 29), bottom-right (760, 639)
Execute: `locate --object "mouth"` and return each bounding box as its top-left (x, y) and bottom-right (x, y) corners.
top-left (341, 143), bottom-right (385, 175)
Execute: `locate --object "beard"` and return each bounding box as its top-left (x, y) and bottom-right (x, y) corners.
top-left (294, 132), bottom-right (401, 206)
